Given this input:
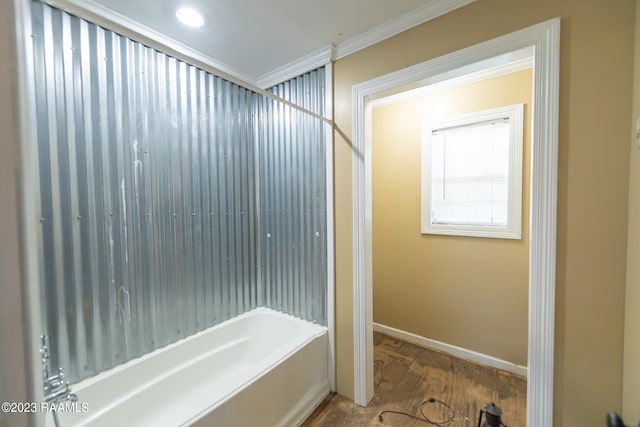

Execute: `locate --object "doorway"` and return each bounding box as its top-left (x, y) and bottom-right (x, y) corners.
top-left (351, 18), bottom-right (560, 427)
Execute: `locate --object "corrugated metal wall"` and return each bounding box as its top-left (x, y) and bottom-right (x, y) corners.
top-left (29, 2), bottom-right (329, 382)
top-left (259, 70), bottom-right (327, 325)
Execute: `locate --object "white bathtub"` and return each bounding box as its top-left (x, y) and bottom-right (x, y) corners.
top-left (46, 308), bottom-right (330, 427)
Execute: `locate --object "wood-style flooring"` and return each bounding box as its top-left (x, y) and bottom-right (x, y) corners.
top-left (302, 332), bottom-right (526, 427)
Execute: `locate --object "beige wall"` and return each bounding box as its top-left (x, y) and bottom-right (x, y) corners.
top-left (333, 1), bottom-right (635, 425)
top-left (1, 1), bottom-right (635, 426)
top-left (371, 70), bottom-right (531, 367)
top-left (623, 1), bottom-right (640, 422)
top-left (0, 1), bottom-right (30, 427)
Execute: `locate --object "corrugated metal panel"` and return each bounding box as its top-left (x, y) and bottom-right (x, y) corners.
top-left (30, 2), bottom-right (261, 382)
top-left (260, 69), bottom-right (327, 325)
top-left (30, 1), bottom-right (327, 383)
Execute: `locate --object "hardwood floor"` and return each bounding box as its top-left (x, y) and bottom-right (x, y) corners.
top-left (303, 332), bottom-right (526, 426)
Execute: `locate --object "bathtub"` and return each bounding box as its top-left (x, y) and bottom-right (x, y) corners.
top-left (46, 308), bottom-right (330, 427)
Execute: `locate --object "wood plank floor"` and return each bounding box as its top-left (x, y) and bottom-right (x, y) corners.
top-left (303, 332), bottom-right (526, 427)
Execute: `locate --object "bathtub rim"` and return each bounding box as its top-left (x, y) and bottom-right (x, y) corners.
top-left (46, 307), bottom-right (329, 427)
top-left (69, 307), bottom-right (326, 393)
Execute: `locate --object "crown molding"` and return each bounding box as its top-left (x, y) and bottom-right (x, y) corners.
top-left (33, 0), bottom-right (332, 131)
top-left (44, 0), bottom-right (475, 90)
top-left (257, 45), bottom-right (333, 89)
top-left (256, 0), bottom-right (475, 88)
top-left (335, 0), bottom-right (476, 60)
top-left (40, 0), bottom-right (258, 85)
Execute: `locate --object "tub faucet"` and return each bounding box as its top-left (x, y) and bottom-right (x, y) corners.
top-left (40, 335), bottom-right (78, 404)
top-left (44, 383), bottom-right (77, 403)
top-left (43, 368), bottom-right (65, 393)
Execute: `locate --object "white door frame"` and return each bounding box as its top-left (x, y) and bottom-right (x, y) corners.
top-left (351, 18), bottom-right (560, 426)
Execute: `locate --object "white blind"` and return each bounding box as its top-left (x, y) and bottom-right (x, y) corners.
top-left (430, 120), bottom-right (510, 226)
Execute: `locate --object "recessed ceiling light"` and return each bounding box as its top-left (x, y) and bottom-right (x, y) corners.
top-left (176, 7), bottom-right (204, 28)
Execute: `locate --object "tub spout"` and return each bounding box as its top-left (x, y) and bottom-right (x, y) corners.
top-left (44, 379), bottom-right (66, 394)
top-left (44, 383), bottom-right (72, 403)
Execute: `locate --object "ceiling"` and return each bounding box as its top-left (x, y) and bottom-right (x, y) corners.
top-left (82, 0), bottom-right (474, 87)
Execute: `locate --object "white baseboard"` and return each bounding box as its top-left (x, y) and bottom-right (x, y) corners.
top-left (373, 323), bottom-right (528, 378)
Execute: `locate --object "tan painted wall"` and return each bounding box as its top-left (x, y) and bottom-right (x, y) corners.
top-left (333, 1), bottom-right (634, 425)
top-left (623, 1), bottom-right (640, 422)
top-left (0, 1), bottom-right (30, 427)
top-left (371, 70), bottom-right (532, 367)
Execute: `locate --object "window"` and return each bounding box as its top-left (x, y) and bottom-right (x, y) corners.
top-left (421, 104), bottom-right (523, 239)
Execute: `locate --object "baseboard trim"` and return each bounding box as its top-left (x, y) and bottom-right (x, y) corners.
top-left (373, 323), bottom-right (528, 378)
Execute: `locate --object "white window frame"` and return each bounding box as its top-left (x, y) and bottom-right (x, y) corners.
top-left (421, 103), bottom-right (524, 239)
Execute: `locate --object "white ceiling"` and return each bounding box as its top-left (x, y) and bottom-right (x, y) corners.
top-left (83, 0), bottom-right (474, 87)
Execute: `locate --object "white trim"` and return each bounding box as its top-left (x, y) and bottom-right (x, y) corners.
top-left (335, 0), bottom-right (476, 61)
top-left (372, 53), bottom-right (533, 108)
top-left (257, 45), bottom-right (333, 89)
top-left (352, 83), bottom-right (368, 406)
top-left (364, 99), bottom-right (375, 403)
top-left (352, 18), bottom-right (559, 427)
top-left (527, 18), bottom-right (560, 427)
top-left (421, 103), bottom-right (524, 240)
top-left (373, 323), bottom-right (528, 378)
top-left (325, 63), bottom-right (336, 393)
